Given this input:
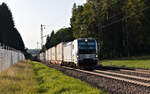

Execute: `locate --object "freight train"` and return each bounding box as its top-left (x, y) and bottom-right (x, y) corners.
top-left (39, 38), bottom-right (99, 69)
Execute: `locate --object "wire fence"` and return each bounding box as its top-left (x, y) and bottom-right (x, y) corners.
top-left (0, 43), bottom-right (25, 72)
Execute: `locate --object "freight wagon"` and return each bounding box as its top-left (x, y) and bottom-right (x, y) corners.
top-left (56, 43), bottom-right (64, 64)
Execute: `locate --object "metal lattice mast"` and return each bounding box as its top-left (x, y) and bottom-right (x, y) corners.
top-left (41, 24), bottom-right (43, 49)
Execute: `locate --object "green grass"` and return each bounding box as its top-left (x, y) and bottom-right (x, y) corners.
top-left (101, 57), bottom-right (150, 69)
top-left (31, 61), bottom-right (108, 94)
top-left (0, 61), bottom-right (39, 94)
top-left (0, 61), bottom-right (108, 94)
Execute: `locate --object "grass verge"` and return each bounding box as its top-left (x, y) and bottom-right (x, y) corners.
top-left (0, 61), bottom-right (38, 94)
top-left (0, 61), bottom-right (108, 94)
top-left (31, 61), bottom-right (108, 94)
top-left (101, 58), bottom-right (150, 69)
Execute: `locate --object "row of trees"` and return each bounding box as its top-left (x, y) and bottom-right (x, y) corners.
top-left (41, 27), bottom-right (74, 52)
top-left (71, 0), bottom-right (150, 59)
top-left (0, 3), bottom-right (25, 51)
top-left (43, 0), bottom-right (150, 59)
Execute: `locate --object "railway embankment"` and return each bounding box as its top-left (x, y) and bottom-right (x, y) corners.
top-left (0, 60), bottom-right (106, 94)
top-left (1, 60), bottom-right (149, 94)
top-left (45, 62), bottom-right (150, 94)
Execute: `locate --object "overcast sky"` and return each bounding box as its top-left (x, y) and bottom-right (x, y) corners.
top-left (0, 0), bottom-right (86, 49)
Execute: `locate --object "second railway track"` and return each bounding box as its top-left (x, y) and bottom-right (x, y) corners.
top-left (45, 63), bottom-right (150, 94)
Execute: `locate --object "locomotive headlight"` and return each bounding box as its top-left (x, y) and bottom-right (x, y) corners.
top-left (85, 39), bottom-right (88, 42)
top-left (96, 55), bottom-right (98, 58)
top-left (77, 55), bottom-right (79, 58)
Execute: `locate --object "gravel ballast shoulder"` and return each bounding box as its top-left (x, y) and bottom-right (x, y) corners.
top-left (46, 63), bottom-right (150, 94)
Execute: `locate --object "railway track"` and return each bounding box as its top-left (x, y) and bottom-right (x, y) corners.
top-left (136, 69), bottom-right (150, 73)
top-left (46, 63), bottom-right (150, 94)
top-left (120, 69), bottom-right (150, 75)
top-left (94, 70), bottom-right (150, 85)
top-left (62, 66), bottom-right (150, 87)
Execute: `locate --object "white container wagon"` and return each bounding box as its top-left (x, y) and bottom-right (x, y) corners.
top-left (56, 43), bottom-right (64, 64)
top-left (47, 48), bottom-right (52, 62)
top-left (45, 50), bottom-right (48, 62)
top-left (63, 42), bottom-right (73, 65)
top-left (40, 52), bottom-right (45, 61)
top-left (51, 46), bottom-right (56, 63)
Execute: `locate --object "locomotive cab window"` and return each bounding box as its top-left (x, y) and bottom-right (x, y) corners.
top-left (78, 39), bottom-right (96, 54)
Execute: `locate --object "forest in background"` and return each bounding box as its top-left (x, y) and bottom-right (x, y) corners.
top-left (0, 3), bottom-right (26, 53)
top-left (43, 0), bottom-right (150, 59)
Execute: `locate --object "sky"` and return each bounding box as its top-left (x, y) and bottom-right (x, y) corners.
top-left (0, 0), bottom-right (86, 49)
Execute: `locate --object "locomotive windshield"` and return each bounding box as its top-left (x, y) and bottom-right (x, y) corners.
top-left (78, 39), bottom-right (96, 54)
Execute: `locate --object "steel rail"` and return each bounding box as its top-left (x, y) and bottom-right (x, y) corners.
top-left (120, 69), bottom-right (150, 75)
top-left (95, 70), bottom-right (150, 81)
top-left (62, 66), bottom-right (150, 87)
top-left (136, 69), bottom-right (150, 73)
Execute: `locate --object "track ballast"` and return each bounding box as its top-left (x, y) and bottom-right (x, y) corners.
top-left (43, 62), bottom-right (150, 94)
